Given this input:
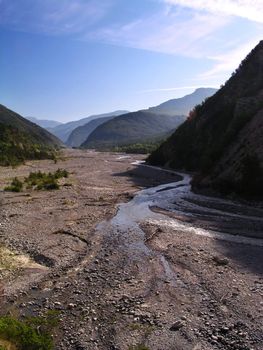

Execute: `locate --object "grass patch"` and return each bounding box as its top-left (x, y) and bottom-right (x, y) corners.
top-left (4, 169), bottom-right (69, 192)
top-left (0, 312), bottom-right (59, 350)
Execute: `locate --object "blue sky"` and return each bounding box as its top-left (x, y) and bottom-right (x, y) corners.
top-left (1, 0), bottom-right (263, 122)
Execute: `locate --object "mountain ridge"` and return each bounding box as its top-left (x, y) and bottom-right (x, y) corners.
top-left (148, 87), bottom-right (218, 116)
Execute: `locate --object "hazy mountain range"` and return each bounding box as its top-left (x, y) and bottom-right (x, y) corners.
top-left (69, 88), bottom-right (217, 148)
top-left (26, 116), bottom-right (62, 129)
top-left (47, 111), bottom-right (129, 143)
top-left (81, 111), bottom-right (186, 150)
top-left (67, 115), bottom-right (117, 148)
top-left (148, 88), bottom-right (217, 116)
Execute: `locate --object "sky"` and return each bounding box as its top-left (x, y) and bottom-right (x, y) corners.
top-left (1, 0), bottom-right (263, 122)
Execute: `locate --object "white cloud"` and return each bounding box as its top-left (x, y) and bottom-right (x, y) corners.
top-left (164, 0), bottom-right (263, 23)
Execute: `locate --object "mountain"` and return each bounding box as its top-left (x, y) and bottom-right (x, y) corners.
top-left (0, 104), bottom-right (62, 166)
top-left (67, 116), bottom-right (115, 147)
top-left (81, 111), bottom-right (186, 150)
top-left (148, 41), bottom-right (263, 198)
top-left (26, 116), bottom-right (62, 129)
top-left (148, 88), bottom-right (218, 116)
top-left (80, 88), bottom-right (217, 151)
top-left (49, 111), bottom-right (129, 142)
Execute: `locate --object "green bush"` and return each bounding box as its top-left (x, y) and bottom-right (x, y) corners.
top-left (0, 316), bottom-right (55, 350)
top-left (4, 169), bottom-right (69, 192)
top-left (25, 169), bottom-right (68, 191)
top-left (4, 177), bottom-right (23, 192)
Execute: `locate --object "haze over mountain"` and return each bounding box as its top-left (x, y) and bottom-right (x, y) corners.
top-left (26, 116), bottom-right (62, 129)
top-left (48, 111), bottom-right (129, 143)
top-left (80, 88), bottom-right (217, 150)
top-left (148, 41), bottom-right (263, 198)
top-left (81, 111), bottom-right (186, 150)
top-left (67, 116), bottom-right (116, 148)
top-left (0, 104), bottom-right (62, 165)
top-left (148, 88), bottom-right (218, 116)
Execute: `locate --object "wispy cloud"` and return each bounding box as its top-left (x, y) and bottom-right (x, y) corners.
top-left (88, 9), bottom-right (229, 58)
top-left (1, 0), bottom-right (262, 84)
top-left (0, 0), bottom-right (112, 35)
top-left (164, 0), bottom-right (263, 23)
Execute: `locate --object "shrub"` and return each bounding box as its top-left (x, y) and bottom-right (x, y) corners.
top-left (4, 178), bottom-right (23, 192)
top-left (4, 169), bottom-right (69, 192)
top-left (0, 316), bottom-right (55, 350)
top-left (24, 169), bottom-right (69, 191)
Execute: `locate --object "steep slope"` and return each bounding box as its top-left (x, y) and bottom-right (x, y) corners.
top-left (148, 41), bottom-right (263, 198)
top-left (148, 88), bottom-right (217, 116)
top-left (26, 116), bottom-right (62, 129)
top-left (49, 111), bottom-right (129, 142)
top-left (81, 111), bottom-right (186, 149)
top-left (0, 104), bottom-right (62, 165)
top-left (67, 116), bottom-right (114, 147)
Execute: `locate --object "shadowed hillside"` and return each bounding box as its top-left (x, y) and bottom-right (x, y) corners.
top-left (0, 104), bottom-right (62, 166)
top-left (148, 41), bottom-right (263, 198)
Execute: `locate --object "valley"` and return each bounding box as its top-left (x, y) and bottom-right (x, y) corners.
top-left (0, 150), bottom-right (262, 350)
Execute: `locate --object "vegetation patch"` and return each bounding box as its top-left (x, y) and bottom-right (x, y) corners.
top-left (0, 312), bottom-right (59, 350)
top-left (111, 141), bottom-right (164, 154)
top-left (4, 169), bottom-right (69, 192)
top-left (4, 178), bottom-right (23, 192)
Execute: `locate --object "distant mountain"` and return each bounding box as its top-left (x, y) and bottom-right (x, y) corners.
top-left (148, 88), bottom-right (218, 116)
top-left (67, 116), bottom-right (115, 147)
top-left (81, 111), bottom-right (186, 150)
top-left (49, 111), bottom-right (129, 142)
top-left (0, 104), bottom-right (62, 166)
top-left (80, 88), bottom-right (217, 151)
top-left (27, 116), bottom-right (62, 129)
top-left (148, 41), bottom-right (263, 198)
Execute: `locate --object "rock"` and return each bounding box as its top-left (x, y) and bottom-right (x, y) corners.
top-left (213, 256), bottom-right (229, 266)
top-left (170, 320), bottom-right (184, 331)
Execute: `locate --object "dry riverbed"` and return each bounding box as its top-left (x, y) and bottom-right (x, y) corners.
top-left (0, 149), bottom-right (262, 350)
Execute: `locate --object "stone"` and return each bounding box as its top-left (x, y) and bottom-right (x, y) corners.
top-left (170, 320), bottom-right (184, 331)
